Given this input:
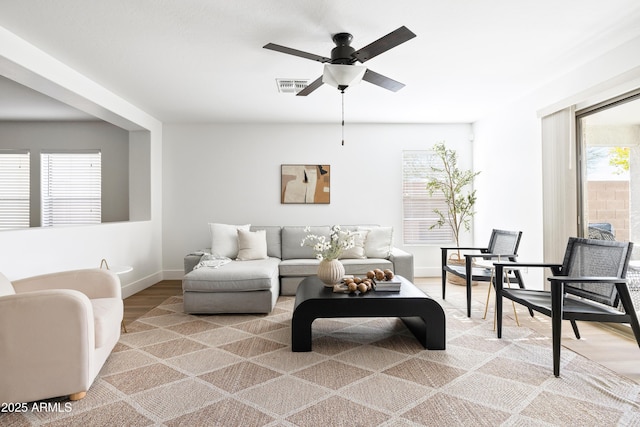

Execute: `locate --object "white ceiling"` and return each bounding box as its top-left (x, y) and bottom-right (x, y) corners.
top-left (1, 0), bottom-right (640, 124)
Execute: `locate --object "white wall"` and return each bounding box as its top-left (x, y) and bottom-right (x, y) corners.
top-left (0, 25), bottom-right (163, 298)
top-left (162, 123), bottom-right (472, 278)
top-left (472, 34), bottom-right (640, 290)
top-left (472, 98), bottom-right (543, 261)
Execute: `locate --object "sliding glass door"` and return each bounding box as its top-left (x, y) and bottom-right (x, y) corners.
top-left (576, 91), bottom-right (640, 311)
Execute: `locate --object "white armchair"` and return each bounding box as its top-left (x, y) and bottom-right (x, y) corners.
top-left (0, 268), bottom-right (123, 403)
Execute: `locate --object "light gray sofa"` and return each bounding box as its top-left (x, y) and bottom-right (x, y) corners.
top-left (182, 225), bottom-right (414, 314)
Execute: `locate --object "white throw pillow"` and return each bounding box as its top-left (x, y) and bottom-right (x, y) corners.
top-left (359, 226), bottom-right (393, 258)
top-left (341, 229), bottom-right (369, 259)
top-left (209, 223), bottom-right (251, 258)
top-left (236, 229), bottom-right (268, 261)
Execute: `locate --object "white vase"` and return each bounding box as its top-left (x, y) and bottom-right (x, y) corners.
top-left (317, 259), bottom-right (345, 287)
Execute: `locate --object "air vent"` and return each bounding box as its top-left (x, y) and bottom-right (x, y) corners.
top-left (276, 79), bottom-right (310, 94)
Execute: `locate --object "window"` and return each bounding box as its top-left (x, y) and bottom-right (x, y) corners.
top-left (41, 151), bottom-right (101, 227)
top-left (0, 150), bottom-right (30, 230)
top-left (402, 150), bottom-right (453, 244)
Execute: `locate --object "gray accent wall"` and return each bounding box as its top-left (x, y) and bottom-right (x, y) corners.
top-left (0, 121), bottom-right (129, 226)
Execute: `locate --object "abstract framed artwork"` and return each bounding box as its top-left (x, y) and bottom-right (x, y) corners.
top-left (281, 164), bottom-right (330, 204)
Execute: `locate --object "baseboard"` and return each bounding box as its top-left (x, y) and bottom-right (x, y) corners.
top-left (163, 269), bottom-right (184, 280)
top-left (415, 267), bottom-right (441, 277)
top-left (122, 271), bottom-right (164, 299)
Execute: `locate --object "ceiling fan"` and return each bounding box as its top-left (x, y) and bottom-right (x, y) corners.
top-left (263, 26), bottom-right (416, 96)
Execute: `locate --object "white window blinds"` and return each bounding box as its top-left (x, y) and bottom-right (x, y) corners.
top-left (402, 150), bottom-right (453, 244)
top-left (0, 150), bottom-right (30, 230)
top-left (41, 151), bottom-right (101, 227)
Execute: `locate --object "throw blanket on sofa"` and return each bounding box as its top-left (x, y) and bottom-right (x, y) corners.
top-left (193, 254), bottom-right (232, 270)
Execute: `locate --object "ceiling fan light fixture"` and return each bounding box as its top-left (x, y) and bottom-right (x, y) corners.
top-left (322, 64), bottom-right (366, 91)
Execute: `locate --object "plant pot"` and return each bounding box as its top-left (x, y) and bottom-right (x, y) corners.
top-left (447, 253), bottom-right (477, 286)
top-left (317, 259), bottom-right (345, 287)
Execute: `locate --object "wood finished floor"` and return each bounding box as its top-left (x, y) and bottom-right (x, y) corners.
top-left (123, 277), bottom-right (640, 384)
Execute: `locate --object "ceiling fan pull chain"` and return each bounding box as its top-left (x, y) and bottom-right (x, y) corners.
top-left (341, 89), bottom-right (345, 146)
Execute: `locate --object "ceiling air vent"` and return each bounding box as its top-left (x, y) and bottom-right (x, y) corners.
top-left (276, 79), bottom-right (310, 94)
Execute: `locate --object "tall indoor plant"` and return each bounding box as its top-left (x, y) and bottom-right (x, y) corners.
top-left (426, 141), bottom-right (480, 252)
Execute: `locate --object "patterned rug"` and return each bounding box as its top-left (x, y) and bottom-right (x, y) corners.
top-left (4, 289), bottom-right (640, 426)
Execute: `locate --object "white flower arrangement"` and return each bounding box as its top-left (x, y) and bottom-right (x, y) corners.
top-left (300, 225), bottom-right (355, 261)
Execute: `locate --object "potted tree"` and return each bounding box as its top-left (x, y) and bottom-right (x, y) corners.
top-left (426, 142), bottom-right (480, 284)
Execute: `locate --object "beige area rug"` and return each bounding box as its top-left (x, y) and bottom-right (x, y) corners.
top-left (3, 290), bottom-right (640, 426)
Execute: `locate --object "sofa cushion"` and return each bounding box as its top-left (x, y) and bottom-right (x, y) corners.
top-left (279, 258), bottom-right (393, 277)
top-left (0, 273), bottom-right (15, 297)
top-left (359, 226), bottom-right (393, 258)
top-left (91, 297), bottom-right (123, 348)
top-left (282, 226), bottom-right (330, 260)
top-left (209, 223), bottom-right (251, 258)
top-left (236, 229), bottom-right (268, 261)
top-left (279, 258), bottom-right (320, 276)
top-left (341, 229), bottom-right (369, 259)
top-left (250, 226), bottom-right (282, 259)
top-left (183, 258), bottom-right (280, 292)
top-left (341, 258), bottom-right (394, 276)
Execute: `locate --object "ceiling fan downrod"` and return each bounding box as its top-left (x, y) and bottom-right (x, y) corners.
top-left (341, 89), bottom-right (345, 146)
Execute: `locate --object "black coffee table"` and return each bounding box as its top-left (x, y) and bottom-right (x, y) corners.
top-left (291, 275), bottom-right (446, 352)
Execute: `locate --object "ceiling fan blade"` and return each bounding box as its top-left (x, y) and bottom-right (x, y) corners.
top-left (263, 43), bottom-right (331, 63)
top-left (362, 69), bottom-right (405, 92)
top-left (351, 26), bottom-right (416, 63)
top-left (296, 76), bottom-right (324, 96)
